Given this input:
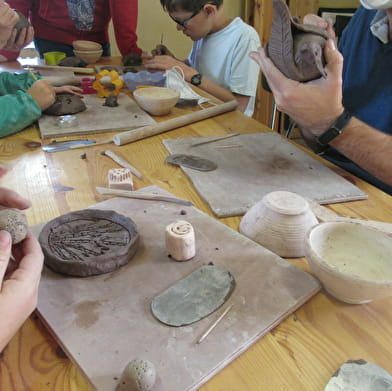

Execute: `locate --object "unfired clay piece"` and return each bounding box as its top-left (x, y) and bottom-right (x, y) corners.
top-left (123, 53), bottom-right (142, 66)
top-left (0, 208), bottom-right (28, 244)
top-left (58, 56), bottom-right (88, 68)
top-left (14, 10), bottom-right (30, 40)
top-left (151, 264), bottom-right (235, 326)
top-left (38, 209), bottom-right (139, 277)
top-left (267, 0), bottom-right (330, 82)
top-left (116, 359), bottom-right (156, 391)
top-left (166, 154), bottom-right (217, 172)
top-left (165, 220), bottom-right (195, 261)
top-left (103, 94), bottom-right (119, 107)
top-left (44, 93), bottom-right (87, 116)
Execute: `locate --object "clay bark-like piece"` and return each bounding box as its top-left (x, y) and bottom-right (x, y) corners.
top-left (38, 209), bottom-right (139, 277)
top-left (151, 264), bottom-right (235, 326)
top-left (165, 220), bottom-right (195, 261)
top-left (166, 154), bottom-right (217, 172)
top-left (44, 93), bottom-right (87, 116)
top-left (267, 0), bottom-right (330, 82)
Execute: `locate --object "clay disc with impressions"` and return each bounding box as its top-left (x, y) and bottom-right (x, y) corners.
top-left (39, 209), bottom-right (139, 277)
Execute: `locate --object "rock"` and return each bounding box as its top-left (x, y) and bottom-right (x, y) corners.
top-left (0, 209), bottom-right (28, 244)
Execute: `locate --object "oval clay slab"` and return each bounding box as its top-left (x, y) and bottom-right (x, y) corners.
top-left (166, 154), bottom-right (217, 172)
top-left (151, 265), bottom-right (235, 327)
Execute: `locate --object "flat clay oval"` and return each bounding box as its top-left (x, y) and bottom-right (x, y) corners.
top-left (166, 154), bottom-right (217, 172)
top-left (151, 265), bottom-right (235, 326)
top-left (44, 93), bottom-right (87, 116)
top-left (39, 209), bottom-right (139, 277)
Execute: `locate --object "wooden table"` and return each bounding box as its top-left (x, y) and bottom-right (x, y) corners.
top-left (1, 58), bottom-right (391, 391)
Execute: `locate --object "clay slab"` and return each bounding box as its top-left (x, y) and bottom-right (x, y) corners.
top-left (33, 185), bottom-right (320, 391)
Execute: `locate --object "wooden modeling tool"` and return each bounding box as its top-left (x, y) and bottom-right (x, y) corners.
top-left (190, 132), bottom-right (240, 147)
top-left (96, 187), bottom-right (192, 206)
top-left (196, 305), bottom-right (233, 344)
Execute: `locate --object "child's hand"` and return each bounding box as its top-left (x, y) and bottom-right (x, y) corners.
top-left (54, 85), bottom-right (84, 98)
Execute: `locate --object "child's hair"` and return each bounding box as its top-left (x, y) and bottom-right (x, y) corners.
top-left (160, 0), bottom-right (223, 13)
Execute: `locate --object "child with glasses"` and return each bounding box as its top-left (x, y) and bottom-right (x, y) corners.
top-left (145, 0), bottom-right (260, 117)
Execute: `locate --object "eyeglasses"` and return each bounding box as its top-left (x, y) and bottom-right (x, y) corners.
top-left (170, 6), bottom-right (203, 28)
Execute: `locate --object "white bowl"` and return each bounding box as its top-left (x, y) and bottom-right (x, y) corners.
top-left (73, 49), bottom-right (103, 64)
top-left (72, 40), bottom-right (102, 51)
top-left (239, 191), bottom-right (318, 257)
top-left (305, 221), bottom-right (392, 304)
top-left (133, 87), bottom-right (179, 116)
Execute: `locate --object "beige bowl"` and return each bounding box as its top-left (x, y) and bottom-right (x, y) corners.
top-left (73, 49), bottom-right (103, 64)
top-left (305, 221), bottom-right (392, 304)
top-left (133, 87), bottom-right (180, 116)
top-left (72, 40), bottom-right (102, 51)
top-left (239, 191), bottom-right (318, 257)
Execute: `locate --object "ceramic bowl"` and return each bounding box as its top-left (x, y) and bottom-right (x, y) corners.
top-left (239, 191), bottom-right (318, 257)
top-left (305, 221), bottom-right (392, 304)
top-left (73, 49), bottom-right (103, 64)
top-left (72, 40), bottom-right (102, 51)
top-left (133, 87), bottom-right (180, 116)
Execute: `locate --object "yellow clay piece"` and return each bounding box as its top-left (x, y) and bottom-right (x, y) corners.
top-left (93, 70), bottom-right (124, 97)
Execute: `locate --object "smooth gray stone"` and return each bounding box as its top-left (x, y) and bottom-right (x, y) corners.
top-left (151, 265), bottom-right (235, 327)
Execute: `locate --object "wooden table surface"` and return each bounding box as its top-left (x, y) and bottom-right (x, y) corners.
top-left (1, 58), bottom-right (391, 391)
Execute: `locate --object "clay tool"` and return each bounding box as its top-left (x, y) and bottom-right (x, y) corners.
top-left (42, 139), bottom-right (113, 152)
top-left (96, 187), bottom-right (192, 206)
top-left (196, 304), bottom-right (233, 344)
top-left (27, 68), bottom-right (38, 81)
top-left (190, 132), bottom-right (240, 147)
top-left (100, 150), bottom-right (143, 179)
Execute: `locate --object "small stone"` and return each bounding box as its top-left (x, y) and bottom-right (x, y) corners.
top-left (116, 359), bottom-right (156, 391)
top-left (0, 209), bottom-right (28, 244)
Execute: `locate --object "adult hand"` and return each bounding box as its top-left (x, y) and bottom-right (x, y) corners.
top-left (249, 39), bottom-right (344, 137)
top-left (303, 13), bottom-right (336, 41)
top-left (0, 168), bottom-right (31, 210)
top-left (2, 25), bottom-right (34, 52)
top-left (54, 85), bottom-right (84, 98)
top-left (27, 80), bottom-right (56, 110)
top-left (0, 230), bottom-right (43, 352)
top-left (0, 1), bottom-right (18, 48)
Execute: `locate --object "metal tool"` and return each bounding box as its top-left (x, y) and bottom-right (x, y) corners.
top-left (42, 139), bottom-right (97, 152)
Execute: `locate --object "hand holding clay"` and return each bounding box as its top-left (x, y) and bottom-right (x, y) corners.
top-left (54, 85), bottom-right (84, 98)
top-left (249, 39), bottom-right (345, 137)
top-left (0, 1), bottom-right (18, 48)
top-left (27, 80), bottom-right (56, 110)
top-left (145, 55), bottom-right (195, 81)
top-left (151, 44), bottom-right (174, 57)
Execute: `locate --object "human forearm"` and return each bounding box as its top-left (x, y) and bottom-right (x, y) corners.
top-left (328, 117), bottom-right (392, 185)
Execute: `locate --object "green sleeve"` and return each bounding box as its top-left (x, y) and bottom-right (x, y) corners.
top-left (0, 91), bottom-right (42, 138)
top-left (0, 71), bottom-right (40, 94)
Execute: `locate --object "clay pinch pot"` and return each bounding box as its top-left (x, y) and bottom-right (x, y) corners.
top-left (239, 191), bottom-right (318, 258)
top-left (133, 86), bottom-right (180, 116)
top-left (305, 221), bottom-right (392, 304)
top-left (72, 40), bottom-right (102, 51)
top-left (44, 93), bottom-right (86, 116)
top-left (73, 49), bottom-right (103, 64)
top-left (266, 0), bottom-right (330, 82)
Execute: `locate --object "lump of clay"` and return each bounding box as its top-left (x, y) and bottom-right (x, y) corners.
top-left (58, 56), bottom-right (88, 68)
top-left (13, 10), bottom-right (30, 40)
top-left (266, 0), bottom-right (330, 82)
top-left (122, 53), bottom-right (142, 66)
top-left (0, 209), bottom-right (28, 244)
top-left (103, 94), bottom-right (119, 107)
top-left (44, 93), bottom-right (86, 116)
top-left (116, 359), bottom-right (156, 391)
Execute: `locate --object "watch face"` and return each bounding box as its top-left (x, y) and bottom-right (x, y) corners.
top-left (191, 73), bottom-right (202, 86)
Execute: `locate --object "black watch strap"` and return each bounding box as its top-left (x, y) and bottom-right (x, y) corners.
top-left (316, 109), bottom-right (352, 146)
top-left (190, 73), bottom-right (202, 86)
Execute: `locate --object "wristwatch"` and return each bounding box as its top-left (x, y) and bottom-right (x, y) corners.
top-left (316, 109), bottom-right (352, 147)
top-left (190, 73), bottom-right (202, 86)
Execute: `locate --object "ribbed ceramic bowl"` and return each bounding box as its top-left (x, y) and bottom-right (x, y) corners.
top-left (73, 49), bottom-right (103, 64)
top-left (305, 221), bottom-right (392, 304)
top-left (239, 191), bottom-right (318, 257)
top-left (72, 40), bottom-right (102, 51)
top-left (133, 87), bottom-right (180, 116)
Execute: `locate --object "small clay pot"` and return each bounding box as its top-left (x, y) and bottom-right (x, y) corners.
top-left (240, 191), bottom-right (318, 258)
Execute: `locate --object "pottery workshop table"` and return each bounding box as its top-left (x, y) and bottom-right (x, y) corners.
top-left (0, 58), bottom-right (392, 391)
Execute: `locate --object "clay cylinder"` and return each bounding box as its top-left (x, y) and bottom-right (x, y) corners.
top-left (165, 220), bottom-right (195, 261)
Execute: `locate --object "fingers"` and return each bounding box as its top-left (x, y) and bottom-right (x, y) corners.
top-left (53, 85), bottom-right (84, 97)
top-left (11, 231), bottom-right (43, 284)
top-left (27, 80), bottom-right (56, 110)
top-left (323, 39), bottom-right (343, 82)
top-left (0, 2), bottom-right (18, 28)
top-left (0, 187), bottom-right (31, 210)
top-left (0, 231), bottom-right (12, 288)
